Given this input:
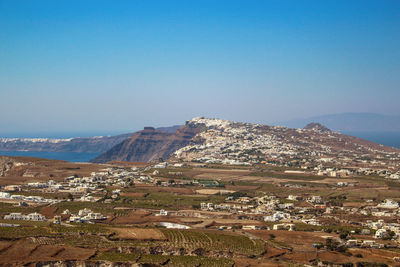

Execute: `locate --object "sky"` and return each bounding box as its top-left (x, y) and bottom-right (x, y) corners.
top-left (1, 0), bottom-right (399, 136)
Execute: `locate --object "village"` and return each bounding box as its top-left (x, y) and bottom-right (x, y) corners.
top-left (175, 118), bottom-right (400, 180)
top-left (1, 118), bottom-right (400, 265)
top-left (2, 158), bottom-right (400, 259)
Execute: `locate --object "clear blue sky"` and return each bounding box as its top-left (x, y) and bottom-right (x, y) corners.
top-left (1, 0), bottom-right (399, 136)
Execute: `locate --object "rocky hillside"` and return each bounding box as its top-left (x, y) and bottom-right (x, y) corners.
top-left (90, 124), bottom-right (202, 163)
top-left (303, 122), bottom-right (331, 133)
top-left (0, 156), bottom-right (15, 177)
top-left (89, 117), bottom-right (400, 173)
top-left (173, 117), bottom-right (400, 171)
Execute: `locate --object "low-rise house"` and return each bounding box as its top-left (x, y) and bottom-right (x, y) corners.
top-left (361, 229), bottom-right (371, 235)
top-left (362, 240), bottom-right (384, 248)
top-left (302, 218), bottom-right (321, 226)
top-left (154, 162), bottom-right (168, 169)
top-left (264, 211), bottom-right (290, 222)
top-left (79, 195), bottom-right (95, 202)
top-left (4, 212), bottom-right (46, 221)
top-left (3, 185), bottom-right (21, 192)
top-left (69, 208), bottom-right (106, 223)
top-left (278, 203), bottom-right (294, 209)
top-left (242, 225), bottom-right (260, 230)
top-left (377, 199), bottom-right (399, 209)
top-left (273, 223), bottom-right (295, 231)
top-left (307, 195), bottom-right (323, 204)
top-left (287, 195), bottom-right (302, 201)
top-left (62, 209), bottom-right (71, 215)
top-left (372, 211), bottom-right (392, 217)
top-left (346, 239), bottom-right (359, 247)
top-left (0, 192), bottom-right (11, 198)
top-left (375, 229), bottom-right (388, 239)
top-left (27, 182), bottom-right (47, 188)
top-left (69, 215), bottom-right (82, 223)
top-left (4, 213), bottom-right (24, 220)
top-left (158, 209), bottom-right (168, 216)
top-left (26, 212), bottom-right (46, 221)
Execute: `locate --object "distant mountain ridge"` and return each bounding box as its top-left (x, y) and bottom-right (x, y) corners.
top-left (277, 113), bottom-right (400, 132)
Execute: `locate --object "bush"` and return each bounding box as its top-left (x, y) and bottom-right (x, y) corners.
top-left (340, 232), bottom-right (349, 240)
top-left (269, 234), bottom-right (276, 240)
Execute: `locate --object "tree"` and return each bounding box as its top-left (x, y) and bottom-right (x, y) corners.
top-left (340, 232), bottom-right (349, 240)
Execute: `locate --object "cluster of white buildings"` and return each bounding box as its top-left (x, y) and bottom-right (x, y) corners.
top-left (172, 118), bottom-right (400, 174)
top-left (67, 208), bottom-right (106, 223)
top-left (0, 191), bottom-right (59, 204)
top-left (197, 193), bottom-right (330, 228)
top-left (4, 212), bottom-right (46, 221)
top-left (27, 180), bottom-right (63, 190)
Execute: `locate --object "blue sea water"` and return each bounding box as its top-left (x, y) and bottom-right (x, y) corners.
top-left (0, 151), bottom-right (99, 162)
top-left (343, 131), bottom-right (400, 149)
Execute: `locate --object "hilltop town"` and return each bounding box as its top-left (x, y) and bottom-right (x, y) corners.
top-left (175, 118), bottom-right (400, 179)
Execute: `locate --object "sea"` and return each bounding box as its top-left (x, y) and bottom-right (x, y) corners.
top-left (0, 131), bottom-right (399, 163)
top-left (343, 131), bottom-right (400, 149)
top-left (0, 131), bottom-right (124, 162)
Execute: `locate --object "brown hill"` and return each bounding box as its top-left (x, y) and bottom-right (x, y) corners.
top-left (303, 122), bottom-right (331, 132)
top-left (90, 124), bottom-right (202, 163)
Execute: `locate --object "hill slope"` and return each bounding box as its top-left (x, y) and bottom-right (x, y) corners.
top-left (90, 124), bottom-right (202, 163)
top-left (278, 112), bottom-right (400, 132)
top-left (89, 117), bottom-right (400, 173)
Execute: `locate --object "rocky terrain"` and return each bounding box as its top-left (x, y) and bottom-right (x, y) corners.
top-left (280, 112), bottom-right (400, 132)
top-left (92, 117), bottom-right (400, 173)
top-left (90, 125), bottom-right (202, 163)
top-left (0, 156), bottom-right (15, 177)
top-left (303, 122), bottom-right (331, 132)
top-left (174, 117), bottom-right (400, 171)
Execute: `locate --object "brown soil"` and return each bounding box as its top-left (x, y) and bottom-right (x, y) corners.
top-left (111, 227), bottom-right (166, 240)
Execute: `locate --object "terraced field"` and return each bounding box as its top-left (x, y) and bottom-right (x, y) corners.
top-left (95, 252), bottom-right (234, 267)
top-left (161, 229), bottom-right (265, 256)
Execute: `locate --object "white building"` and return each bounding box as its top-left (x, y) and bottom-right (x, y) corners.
top-left (4, 212), bottom-right (46, 221)
top-left (264, 211), bottom-right (291, 222)
top-left (377, 199), bottom-right (399, 209)
top-left (375, 229), bottom-right (388, 239)
top-left (287, 195), bottom-right (301, 201)
top-left (158, 209), bottom-right (168, 216)
top-left (0, 192), bottom-right (11, 199)
top-left (273, 223), bottom-right (295, 231)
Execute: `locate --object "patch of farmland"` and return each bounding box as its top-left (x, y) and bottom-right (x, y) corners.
top-left (161, 229), bottom-right (264, 256)
top-left (54, 246), bottom-right (96, 260)
top-left (111, 227), bottom-right (166, 240)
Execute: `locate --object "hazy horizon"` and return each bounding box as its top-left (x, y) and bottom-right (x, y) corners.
top-left (1, 0), bottom-right (399, 134)
top-left (1, 112), bottom-right (400, 139)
